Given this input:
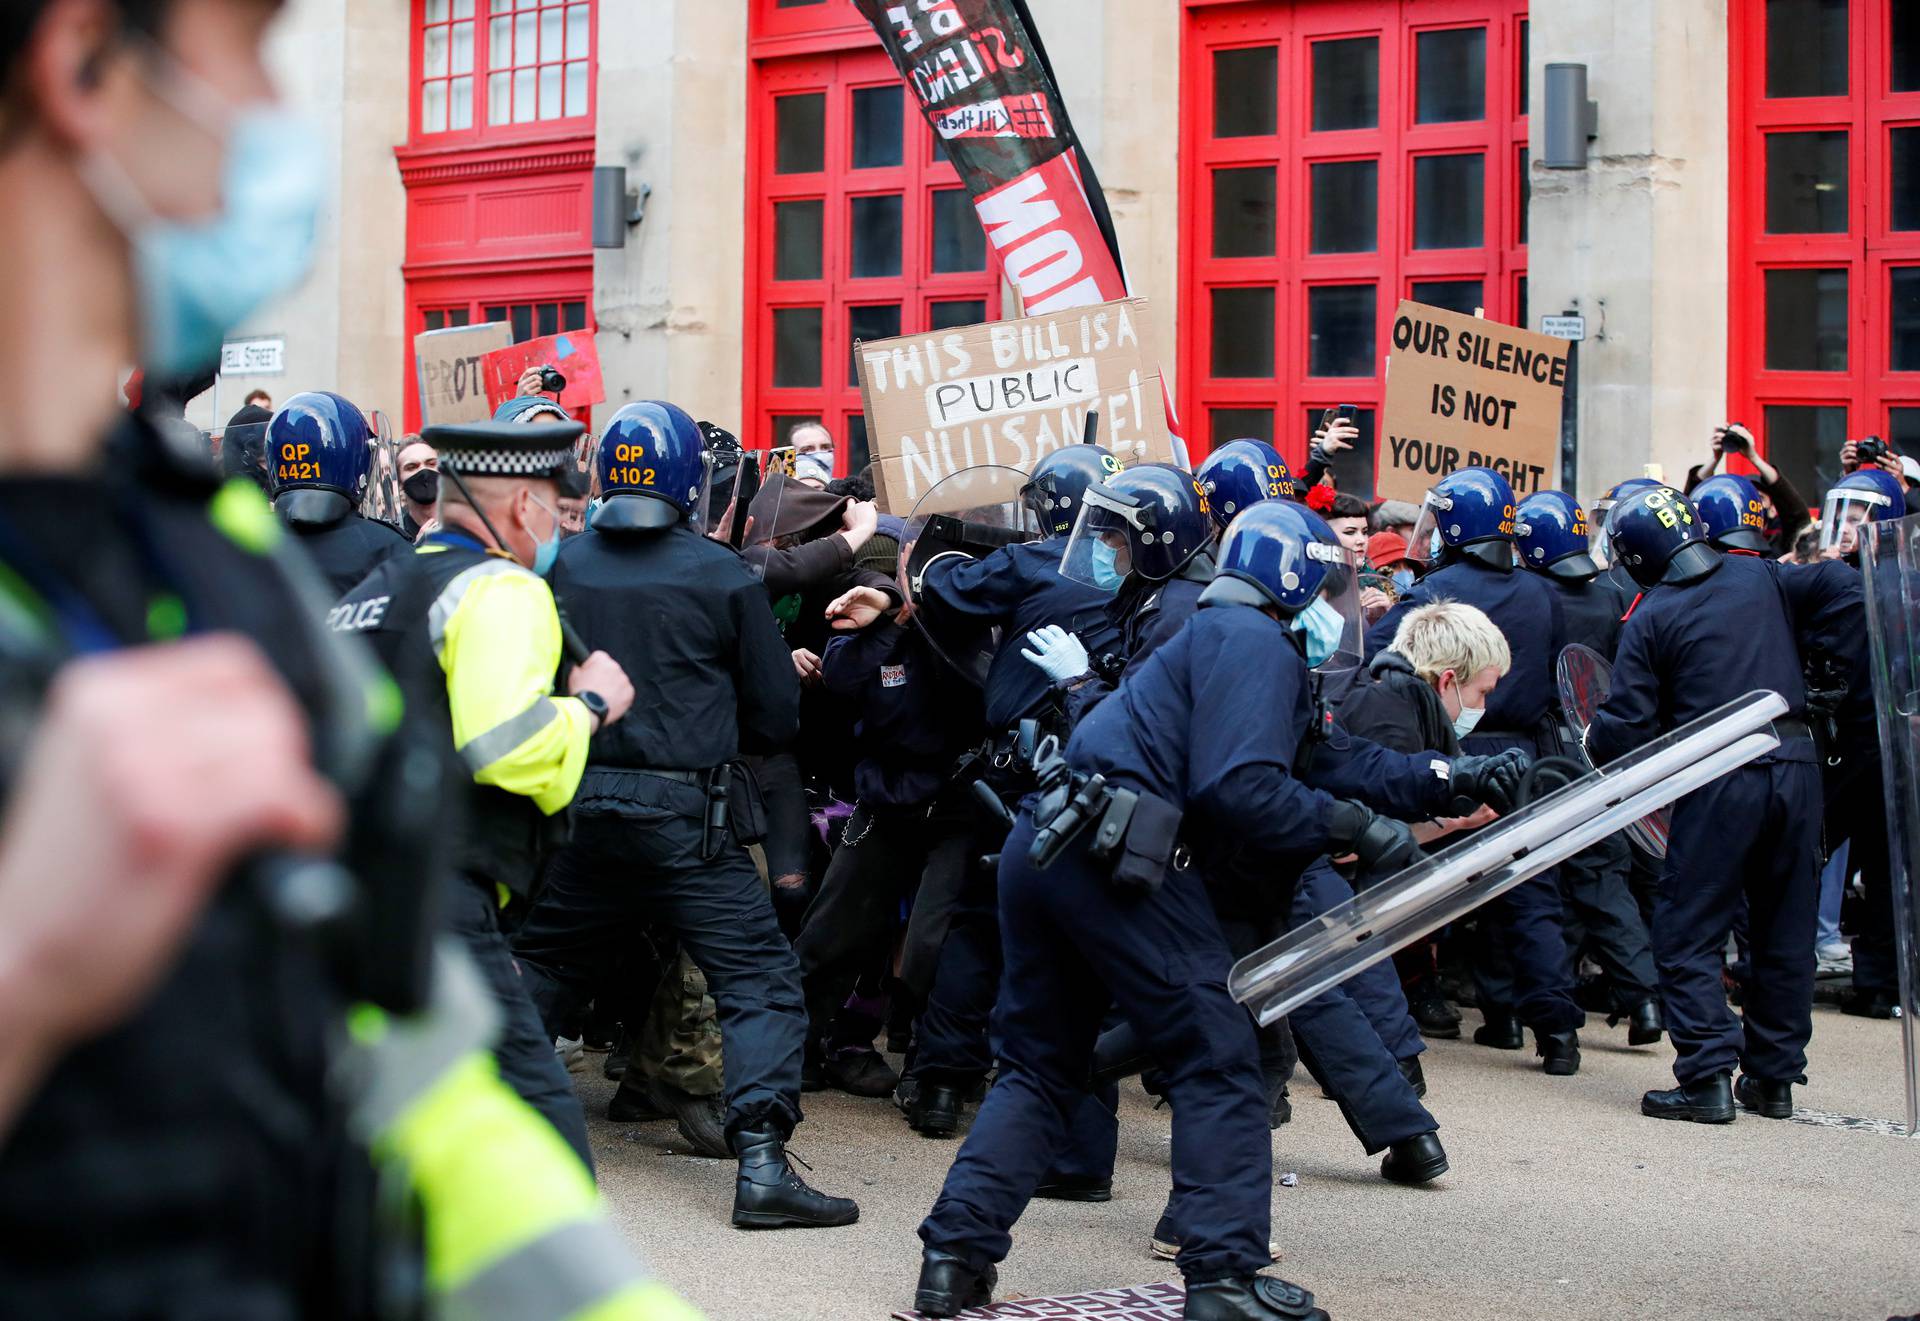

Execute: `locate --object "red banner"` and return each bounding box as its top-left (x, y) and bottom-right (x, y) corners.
top-left (853, 0), bottom-right (1182, 449)
top-left (480, 331), bottom-right (606, 417)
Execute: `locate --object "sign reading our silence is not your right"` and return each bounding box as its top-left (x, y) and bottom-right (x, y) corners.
top-left (1376, 300), bottom-right (1571, 504)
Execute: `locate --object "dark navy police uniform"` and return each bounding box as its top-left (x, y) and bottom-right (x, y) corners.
top-left (920, 603), bottom-right (1457, 1284)
top-left (1588, 553), bottom-right (1821, 1085)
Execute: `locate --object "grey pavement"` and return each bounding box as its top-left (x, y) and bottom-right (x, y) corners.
top-left (585, 1004), bottom-right (1920, 1321)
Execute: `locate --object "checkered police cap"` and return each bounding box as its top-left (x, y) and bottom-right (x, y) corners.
top-left (421, 420), bottom-right (584, 481)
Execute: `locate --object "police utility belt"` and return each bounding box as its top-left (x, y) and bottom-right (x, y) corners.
top-left (575, 763), bottom-right (765, 861)
top-left (1025, 736), bottom-right (1185, 895)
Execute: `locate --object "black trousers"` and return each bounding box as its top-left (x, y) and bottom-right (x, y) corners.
top-left (445, 873), bottom-right (593, 1169)
top-left (512, 793), bottom-right (807, 1140)
top-left (794, 804), bottom-right (970, 1049)
top-left (1659, 760), bottom-right (1820, 1084)
top-left (1556, 832), bottom-right (1659, 1007)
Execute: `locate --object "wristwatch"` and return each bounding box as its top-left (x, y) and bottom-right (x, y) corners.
top-left (576, 690), bottom-right (609, 733)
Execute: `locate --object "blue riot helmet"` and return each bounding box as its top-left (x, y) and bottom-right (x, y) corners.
top-left (1690, 474), bottom-right (1772, 552)
top-left (1199, 500), bottom-right (1361, 671)
top-left (1059, 463), bottom-right (1213, 591)
top-left (1606, 485), bottom-right (1721, 589)
top-left (267, 391), bottom-right (373, 525)
top-left (1196, 439), bottom-right (1298, 530)
top-left (1589, 476), bottom-right (1663, 564)
top-left (1019, 444), bottom-right (1123, 537)
top-left (1408, 466), bottom-right (1517, 570)
top-left (1513, 490), bottom-right (1597, 580)
top-left (591, 400), bottom-right (712, 533)
top-left (1820, 467), bottom-right (1908, 557)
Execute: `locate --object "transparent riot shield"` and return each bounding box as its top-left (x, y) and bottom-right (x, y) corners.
top-left (901, 465), bottom-right (1039, 685)
top-left (1230, 690), bottom-right (1789, 1027)
top-left (366, 408), bottom-right (401, 524)
top-left (1556, 642), bottom-right (1671, 857)
top-left (1860, 517), bottom-right (1920, 1139)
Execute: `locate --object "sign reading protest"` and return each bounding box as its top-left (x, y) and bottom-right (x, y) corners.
top-left (857, 297), bottom-right (1177, 515)
top-left (1377, 300), bottom-right (1570, 504)
top-left (414, 322), bottom-right (512, 425)
top-left (481, 331), bottom-right (607, 416)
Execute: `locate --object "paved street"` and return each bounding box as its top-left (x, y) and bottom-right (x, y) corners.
top-left (586, 1004), bottom-right (1920, 1321)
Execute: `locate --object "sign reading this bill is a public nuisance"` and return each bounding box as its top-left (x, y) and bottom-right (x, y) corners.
top-left (858, 298), bottom-right (1178, 515)
top-left (415, 322), bottom-right (513, 426)
top-left (1377, 301), bottom-right (1570, 504)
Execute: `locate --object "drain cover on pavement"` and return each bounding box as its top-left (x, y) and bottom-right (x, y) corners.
top-left (893, 1279), bottom-right (1185, 1319)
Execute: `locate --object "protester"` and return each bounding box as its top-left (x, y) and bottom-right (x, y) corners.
top-left (395, 432), bottom-right (439, 538)
top-left (1683, 423), bottom-right (1811, 553)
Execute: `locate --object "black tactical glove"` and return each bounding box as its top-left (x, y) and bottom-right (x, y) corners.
top-left (1449, 748), bottom-right (1531, 815)
top-left (1327, 800), bottom-right (1423, 877)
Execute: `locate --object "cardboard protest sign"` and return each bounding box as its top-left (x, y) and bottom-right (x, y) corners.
top-left (1377, 301), bottom-right (1569, 504)
top-left (414, 322), bottom-right (512, 425)
top-left (481, 332), bottom-right (607, 416)
top-left (857, 297), bottom-right (1177, 515)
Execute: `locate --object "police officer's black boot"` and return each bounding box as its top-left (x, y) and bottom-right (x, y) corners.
top-left (1536, 1029), bottom-right (1580, 1076)
top-left (1396, 1055), bottom-right (1427, 1098)
top-left (908, 1082), bottom-right (962, 1138)
top-left (1641, 1070), bottom-right (1736, 1124)
top-left (1472, 1008), bottom-right (1523, 1049)
top-left (1840, 985), bottom-right (1897, 1019)
top-left (1380, 1131), bottom-right (1449, 1186)
top-left (913, 1248), bottom-right (995, 1317)
top-left (1735, 1074), bottom-right (1795, 1119)
top-left (730, 1124), bottom-right (859, 1229)
top-left (1616, 998), bottom-right (1664, 1046)
top-left (1183, 1274), bottom-right (1331, 1320)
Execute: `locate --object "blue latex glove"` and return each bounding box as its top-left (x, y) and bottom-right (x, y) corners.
top-left (1020, 624), bottom-right (1090, 688)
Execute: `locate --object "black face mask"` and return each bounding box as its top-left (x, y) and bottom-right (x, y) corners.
top-left (403, 470), bottom-right (440, 505)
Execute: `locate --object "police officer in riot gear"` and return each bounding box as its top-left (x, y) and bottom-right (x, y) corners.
top-left (1367, 467), bottom-right (1583, 1073)
top-left (901, 444), bottom-right (1128, 1141)
top-left (1787, 471), bottom-right (1905, 1020)
top-left (919, 444), bottom-right (1126, 731)
top-left (1196, 439), bottom-right (1299, 528)
top-left (265, 391), bottom-right (409, 595)
top-left (1513, 490), bottom-right (1662, 1045)
top-left (1035, 468), bottom-right (1451, 1199)
top-left (1690, 473), bottom-right (1774, 553)
top-left (913, 500), bottom-right (1524, 1320)
top-left (1024, 462), bottom-right (1218, 718)
top-left (1589, 486), bottom-right (1824, 1123)
top-left (509, 401), bottom-right (860, 1230)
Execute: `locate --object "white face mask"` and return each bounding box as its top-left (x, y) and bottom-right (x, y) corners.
top-left (1451, 702), bottom-right (1487, 739)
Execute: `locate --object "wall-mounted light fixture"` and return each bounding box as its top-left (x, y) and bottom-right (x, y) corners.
top-left (1543, 64), bottom-right (1600, 169)
top-left (592, 166), bottom-right (650, 249)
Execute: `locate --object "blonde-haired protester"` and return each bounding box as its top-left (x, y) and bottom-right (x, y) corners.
top-left (1334, 601), bottom-right (1514, 1045)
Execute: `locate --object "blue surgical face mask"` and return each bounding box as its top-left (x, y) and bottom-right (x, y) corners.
top-left (1089, 540), bottom-right (1126, 592)
top-left (1428, 528), bottom-right (1445, 561)
top-left (1391, 568), bottom-right (1415, 593)
top-left (81, 51), bottom-right (323, 377)
top-left (530, 497), bottom-right (565, 576)
top-left (1292, 596), bottom-right (1347, 667)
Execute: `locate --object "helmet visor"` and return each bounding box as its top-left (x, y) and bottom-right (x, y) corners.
top-left (1059, 485), bottom-right (1150, 593)
top-left (1406, 490), bottom-right (1451, 565)
top-left (1820, 487), bottom-right (1893, 554)
top-left (1290, 543), bottom-right (1364, 675)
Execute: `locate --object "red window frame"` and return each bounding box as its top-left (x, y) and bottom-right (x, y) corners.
top-left (1729, 0), bottom-right (1920, 492)
top-left (1179, 0), bottom-right (1528, 497)
top-left (407, 0), bottom-right (597, 148)
top-left (744, 28), bottom-right (1002, 478)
